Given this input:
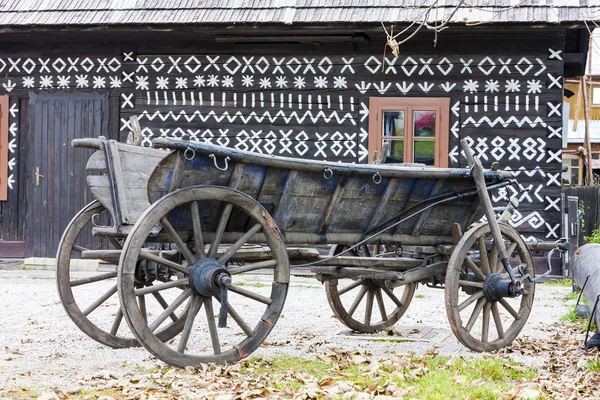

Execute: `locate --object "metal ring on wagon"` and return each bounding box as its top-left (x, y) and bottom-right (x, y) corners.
top-left (372, 171), bottom-right (382, 184)
top-left (209, 153), bottom-right (230, 171)
top-left (323, 168), bottom-right (333, 180)
top-left (184, 147), bottom-right (196, 160)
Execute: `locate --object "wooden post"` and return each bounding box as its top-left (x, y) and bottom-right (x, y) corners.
top-left (582, 76), bottom-right (593, 185)
top-left (460, 139), bottom-right (509, 262)
top-left (567, 195), bottom-right (580, 278)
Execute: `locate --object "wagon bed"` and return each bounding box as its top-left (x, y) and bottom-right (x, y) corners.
top-left (57, 136), bottom-right (538, 368)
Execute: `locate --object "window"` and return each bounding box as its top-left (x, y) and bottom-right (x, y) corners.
top-left (562, 154), bottom-right (583, 185)
top-left (368, 98), bottom-right (450, 167)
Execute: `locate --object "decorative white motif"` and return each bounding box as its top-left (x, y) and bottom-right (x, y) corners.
top-left (355, 81), bottom-right (371, 94)
top-left (547, 126), bottom-right (562, 139)
top-left (175, 77), bottom-right (188, 89)
top-left (396, 82), bottom-right (413, 94)
top-left (314, 76), bottom-right (328, 88)
top-left (462, 116), bottom-right (547, 128)
top-left (498, 58), bottom-right (511, 74)
top-left (341, 57), bottom-right (355, 74)
top-left (546, 223), bottom-right (559, 239)
top-left (276, 76), bottom-right (287, 88)
top-left (534, 58), bottom-right (547, 76)
top-left (419, 58), bottom-right (434, 75)
top-left (463, 79), bottom-right (479, 93)
top-left (56, 76), bottom-right (70, 88)
top-left (484, 80), bottom-right (499, 93)
top-left (526, 79), bottom-right (542, 94)
top-left (545, 196), bottom-right (560, 212)
top-left (110, 76), bottom-right (122, 88)
top-left (437, 57), bottom-right (453, 75)
top-left (478, 57), bottom-right (496, 75)
top-left (205, 55), bottom-right (220, 71)
top-left (364, 56), bottom-right (382, 74)
top-left (548, 49), bottom-right (562, 60)
top-left (39, 76), bottom-right (53, 88)
top-left (546, 149), bottom-right (561, 163)
top-left (505, 79), bottom-right (520, 92)
top-left (193, 75), bottom-right (205, 87)
top-left (318, 57), bottom-right (333, 74)
top-left (294, 76), bottom-right (306, 89)
top-left (121, 93), bottom-right (135, 108)
top-left (418, 82), bottom-right (434, 93)
top-left (460, 58), bottom-right (473, 74)
top-left (440, 82), bottom-right (456, 92)
top-left (259, 77), bottom-right (271, 88)
top-left (547, 73), bottom-right (562, 89)
top-left (547, 102), bottom-right (561, 117)
top-left (401, 57), bottom-right (418, 76)
top-left (22, 76), bottom-right (35, 88)
top-left (333, 76), bottom-right (347, 89)
top-left (2, 79), bottom-right (15, 92)
top-left (156, 77), bottom-right (169, 89)
top-left (135, 76), bottom-right (148, 90)
top-left (221, 76), bottom-right (233, 88)
top-left (515, 57), bottom-right (533, 75)
top-left (374, 81), bottom-right (392, 94)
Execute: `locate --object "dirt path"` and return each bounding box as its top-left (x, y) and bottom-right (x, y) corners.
top-left (0, 269), bottom-right (575, 396)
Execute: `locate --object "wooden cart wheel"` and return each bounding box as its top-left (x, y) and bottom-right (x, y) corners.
top-left (324, 244), bottom-right (416, 333)
top-left (445, 222), bottom-right (535, 352)
top-left (118, 186), bottom-right (289, 368)
top-left (57, 201), bottom-right (185, 348)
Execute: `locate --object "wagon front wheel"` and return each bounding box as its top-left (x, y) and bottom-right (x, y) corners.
top-left (118, 186), bottom-right (289, 368)
top-left (445, 222), bottom-right (534, 352)
top-left (324, 244), bottom-right (416, 333)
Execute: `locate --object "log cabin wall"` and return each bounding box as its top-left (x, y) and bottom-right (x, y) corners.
top-left (0, 26), bottom-right (567, 256)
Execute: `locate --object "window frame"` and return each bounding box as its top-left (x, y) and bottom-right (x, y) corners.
top-left (368, 97), bottom-right (450, 167)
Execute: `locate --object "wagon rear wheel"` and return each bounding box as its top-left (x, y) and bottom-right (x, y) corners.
top-left (56, 201), bottom-right (184, 348)
top-left (445, 222), bottom-right (534, 352)
top-left (324, 244), bottom-right (416, 333)
top-left (118, 186), bottom-right (289, 368)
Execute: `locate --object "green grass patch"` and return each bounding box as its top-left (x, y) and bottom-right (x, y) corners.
top-left (544, 278), bottom-right (572, 287)
top-left (563, 291), bottom-right (580, 303)
top-left (587, 359), bottom-right (600, 372)
top-left (241, 354), bottom-right (535, 398)
top-left (560, 308), bottom-right (596, 331)
top-left (415, 294), bottom-right (425, 299)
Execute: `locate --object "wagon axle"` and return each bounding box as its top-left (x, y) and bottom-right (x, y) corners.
top-left (188, 258), bottom-right (232, 328)
top-left (482, 273), bottom-right (519, 302)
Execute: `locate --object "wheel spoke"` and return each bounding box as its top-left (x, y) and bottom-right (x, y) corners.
top-left (364, 290), bottom-right (374, 325)
top-left (218, 223), bottom-right (262, 264)
top-left (501, 265), bottom-right (523, 281)
top-left (229, 284), bottom-right (273, 305)
top-left (215, 295), bottom-right (253, 336)
top-left (465, 256), bottom-right (486, 281)
top-left (191, 201), bottom-right (206, 259)
top-left (134, 278), bottom-right (190, 296)
top-left (458, 290), bottom-right (484, 312)
top-left (108, 237), bottom-right (123, 250)
top-left (160, 217), bottom-right (196, 265)
top-left (152, 292), bottom-right (179, 323)
top-left (478, 237), bottom-right (491, 276)
top-left (482, 302), bottom-right (491, 343)
top-left (227, 260), bottom-right (277, 275)
top-left (348, 285), bottom-right (368, 317)
top-left (178, 295), bottom-right (202, 354)
top-left (382, 287), bottom-right (404, 308)
top-left (139, 294), bottom-right (148, 323)
top-left (110, 308), bottom-right (124, 336)
top-left (491, 302), bottom-right (505, 339)
top-left (208, 203), bottom-right (233, 259)
top-left (70, 271), bottom-right (117, 287)
top-left (203, 297), bottom-right (221, 355)
top-left (73, 244), bottom-right (89, 253)
top-left (375, 289), bottom-right (387, 321)
top-left (465, 297), bottom-right (486, 332)
top-left (139, 250), bottom-right (191, 275)
top-left (489, 245), bottom-right (499, 274)
top-left (149, 288), bottom-right (192, 332)
top-left (83, 284), bottom-right (117, 316)
top-left (499, 298), bottom-right (521, 320)
top-left (458, 280), bottom-right (484, 289)
top-left (338, 279), bottom-right (365, 296)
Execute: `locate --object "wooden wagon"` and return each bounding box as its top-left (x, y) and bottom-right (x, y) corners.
top-left (57, 135), bottom-right (538, 368)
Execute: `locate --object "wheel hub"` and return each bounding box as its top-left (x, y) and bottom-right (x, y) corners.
top-left (483, 273), bottom-right (517, 301)
top-left (188, 258), bottom-right (231, 297)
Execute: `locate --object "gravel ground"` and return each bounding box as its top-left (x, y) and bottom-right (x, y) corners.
top-left (0, 269), bottom-right (572, 393)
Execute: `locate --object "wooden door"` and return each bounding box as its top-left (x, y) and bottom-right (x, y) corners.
top-left (26, 92), bottom-right (109, 257)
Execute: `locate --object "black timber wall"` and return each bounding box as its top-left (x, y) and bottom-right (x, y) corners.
top-left (0, 26), bottom-right (566, 253)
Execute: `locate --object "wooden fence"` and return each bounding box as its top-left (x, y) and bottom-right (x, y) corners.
top-left (563, 186), bottom-right (600, 246)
